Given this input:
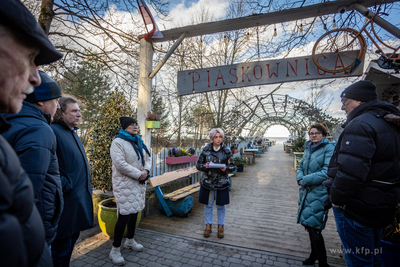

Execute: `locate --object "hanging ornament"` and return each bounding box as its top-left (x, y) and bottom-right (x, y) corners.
top-left (160, 44), bottom-right (163, 52)
top-left (200, 38), bottom-right (203, 48)
top-left (180, 43), bottom-right (183, 49)
top-left (300, 23), bottom-right (303, 33)
top-left (333, 18), bottom-right (337, 29)
top-left (247, 32), bottom-right (250, 40)
top-left (273, 27), bottom-right (277, 37)
top-left (224, 35), bottom-right (227, 43)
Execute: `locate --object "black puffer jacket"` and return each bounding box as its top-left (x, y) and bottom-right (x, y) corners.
top-left (327, 100), bottom-right (400, 228)
top-left (3, 102), bottom-right (63, 245)
top-left (196, 143), bottom-right (235, 190)
top-left (0, 115), bottom-right (52, 267)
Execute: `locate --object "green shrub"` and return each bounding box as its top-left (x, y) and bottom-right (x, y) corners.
top-left (234, 157), bottom-right (247, 168)
top-left (87, 91), bottom-right (132, 192)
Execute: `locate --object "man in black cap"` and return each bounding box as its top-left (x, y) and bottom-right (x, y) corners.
top-left (0, 0), bottom-right (62, 266)
top-left (324, 80), bottom-right (400, 266)
top-left (3, 70), bottom-right (64, 250)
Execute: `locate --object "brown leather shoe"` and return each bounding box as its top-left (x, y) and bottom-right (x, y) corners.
top-left (204, 224), bottom-right (212, 237)
top-left (218, 225), bottom-right (224, 238)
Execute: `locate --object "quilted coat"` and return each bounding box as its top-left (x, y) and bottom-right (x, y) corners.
top-left (0, 115), bottom-right (53, 267)
top-left (297, 138), bottom-right (335, 230)
top-left (327, 100), bottom-right (400, 228)
top-left (3, 102), bottom-right (63, 245)
top-left (196, 143), bottom-right (235, 191)
top-left (110, 137), bottom-right (151, 215)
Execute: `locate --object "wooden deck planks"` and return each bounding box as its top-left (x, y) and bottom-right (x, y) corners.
top-left (140, 145), bottom-right (346, 265)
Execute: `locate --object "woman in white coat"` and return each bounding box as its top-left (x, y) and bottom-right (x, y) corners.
top-left (109, 117), bottom-right (151, 266)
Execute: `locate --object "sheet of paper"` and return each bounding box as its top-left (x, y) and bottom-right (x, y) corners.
top-left (209, 162), bottom-right (226, 168)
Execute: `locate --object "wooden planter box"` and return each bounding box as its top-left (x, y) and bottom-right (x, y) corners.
top-left (166, 156), bottom-right (197, 165)
top-left (146, 121), bottom-right (160, 129)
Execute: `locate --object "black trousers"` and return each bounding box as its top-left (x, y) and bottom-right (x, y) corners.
top-left (113, 213), bottom-right (138, 247)
top-left (305, 226), bottom-right (327, 263)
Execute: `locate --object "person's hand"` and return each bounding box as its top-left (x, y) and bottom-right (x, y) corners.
top-left (139, 171), bottom-right (147, 181)
top-left (220, 167), bottom-right (226, 171)
top-left (298, 180), bottom-right (306, 188)
top-left (205, 162), bottom-right (210, 168)
top-left (324, 195), bottom-right (332, 210)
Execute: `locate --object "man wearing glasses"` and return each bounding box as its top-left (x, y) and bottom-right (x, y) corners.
top-left (324, 80), bottom-right (400, 266)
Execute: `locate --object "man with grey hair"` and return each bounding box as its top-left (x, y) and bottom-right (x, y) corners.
top-left (325, 80), bottom-right (400, 266)
top-left (51, 96), bottom-right (93, 267)
top-left (0, 0), bottom-right (62, 265)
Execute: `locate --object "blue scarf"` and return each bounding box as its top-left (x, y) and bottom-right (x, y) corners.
top-left (115, 129), bottom-right (150, 166)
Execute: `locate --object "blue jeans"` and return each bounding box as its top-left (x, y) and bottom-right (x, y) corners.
top-left (204, 190), bottom-right (225, 225)
top-left (332, 206), bottom-right (383, 267)
top-left (51, 231), bottom-right (80, 267)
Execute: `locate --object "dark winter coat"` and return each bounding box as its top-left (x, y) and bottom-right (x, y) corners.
top-left (326, 100), bottom-right (400, 228)
top-left (196, 143), bottom-right (235, 205)
top-left (0, 115), bottom-right (53, 267)
top-left (51, 121), bottom-right (93, 239)
top-left (3, 102), bottom-right (63, 245)
top-left (296, 138), bottom-right (335, 230)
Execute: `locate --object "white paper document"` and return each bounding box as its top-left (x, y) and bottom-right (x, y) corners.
top-left (209, 162), bottom-right (226, 168)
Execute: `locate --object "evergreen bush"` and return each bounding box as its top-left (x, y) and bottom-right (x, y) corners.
top-left (87, 91), bottom-right (132, 192)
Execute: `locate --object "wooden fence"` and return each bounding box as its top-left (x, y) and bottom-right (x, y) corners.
top-left (149, 140), bottom-right (250, 181)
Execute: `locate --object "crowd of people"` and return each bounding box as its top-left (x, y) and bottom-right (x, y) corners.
top-left (1, 1), bottom-right (400, 267)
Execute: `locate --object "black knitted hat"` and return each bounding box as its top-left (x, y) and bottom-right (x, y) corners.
top-left (120, 117), bottom-right (137, 130)
top-left (340, 80), bottom-right (377, 102)
top-left (25, 71), bottom-right (62, 103)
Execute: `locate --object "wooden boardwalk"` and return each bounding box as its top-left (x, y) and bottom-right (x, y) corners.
top-left (139, 145), bottom-right (345, 265)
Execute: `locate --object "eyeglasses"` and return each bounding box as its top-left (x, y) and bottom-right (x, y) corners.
top-left (309, 132), bottom-right (322, 136)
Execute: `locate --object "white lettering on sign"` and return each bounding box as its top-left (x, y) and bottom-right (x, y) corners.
top-left (177, 51), bottom-right (363, 96)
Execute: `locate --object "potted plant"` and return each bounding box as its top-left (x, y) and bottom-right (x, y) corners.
top-left (381, 203), bottom-right (400, 266)
top-left (146, 111), bottom-right (160, 129)
top-left (234, 157), bottom-right (247, 172)
top-left (230, 144), bottom-right (239, 154)
top-left (166, 147), bottom-right (197, 164)
top-left (98, 198), bottom-right (141, 238)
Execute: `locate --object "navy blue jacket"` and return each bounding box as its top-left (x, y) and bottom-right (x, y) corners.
top-left (51, 121), bottom-right (93, 239)
top-left (0, 115), bottom-right (53, 267)
top-left (3, 102), bottom-right (63, 245)
top-left (327, 100), bottom-right (400, 228)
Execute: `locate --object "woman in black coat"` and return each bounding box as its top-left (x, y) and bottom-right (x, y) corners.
top-left (196, 128), bottom-right (235, 238)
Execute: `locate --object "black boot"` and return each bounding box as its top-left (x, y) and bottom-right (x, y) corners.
top-left (303, 229), bottom-right (317, 265)
top-left (308, 228), bottom-right (330, 267)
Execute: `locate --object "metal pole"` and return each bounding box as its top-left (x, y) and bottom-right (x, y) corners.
top-left (351, 3), bottom-right (400, 39)
top-left (137, 37), bottom-right (154, 148)
top-left (149, 32), bottom-right (188, 79)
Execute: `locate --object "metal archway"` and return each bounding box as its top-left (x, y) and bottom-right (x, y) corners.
top-left (223, 93), bottom-right (339, 137)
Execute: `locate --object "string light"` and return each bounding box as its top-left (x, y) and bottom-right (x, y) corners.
top-left (333, 18), bottom-right (337, 29)
top-left (180, 43), bottom-right (183, 49)
top-left (273, 27), bottom-right (277, 37)
top-left (247, 32), bottom-right (250, 40)
top-left (300, 23), bottom-right (303, 33)
top-left (160, 44), bottom-right (163, 52)
top-left (200, 39), bottom-right (203, 47)
top-left (365, 16), bottom-right (369, 23)
top-left (224, 35), bottom-right (227, 43)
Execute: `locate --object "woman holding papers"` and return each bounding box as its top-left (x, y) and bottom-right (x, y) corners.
top-left (296, 123), bottom-right (335, 267)
top-left (196, 128), bottom-right (235, 238)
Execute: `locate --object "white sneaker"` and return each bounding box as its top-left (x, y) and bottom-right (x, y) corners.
top-left (109, 246), bottom-right (125, 265)
top-left (124, 238), bottom-right (144, 251)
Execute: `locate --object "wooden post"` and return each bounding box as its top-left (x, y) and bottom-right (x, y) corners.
top-left (137, 37), bottom-right (153, 148)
